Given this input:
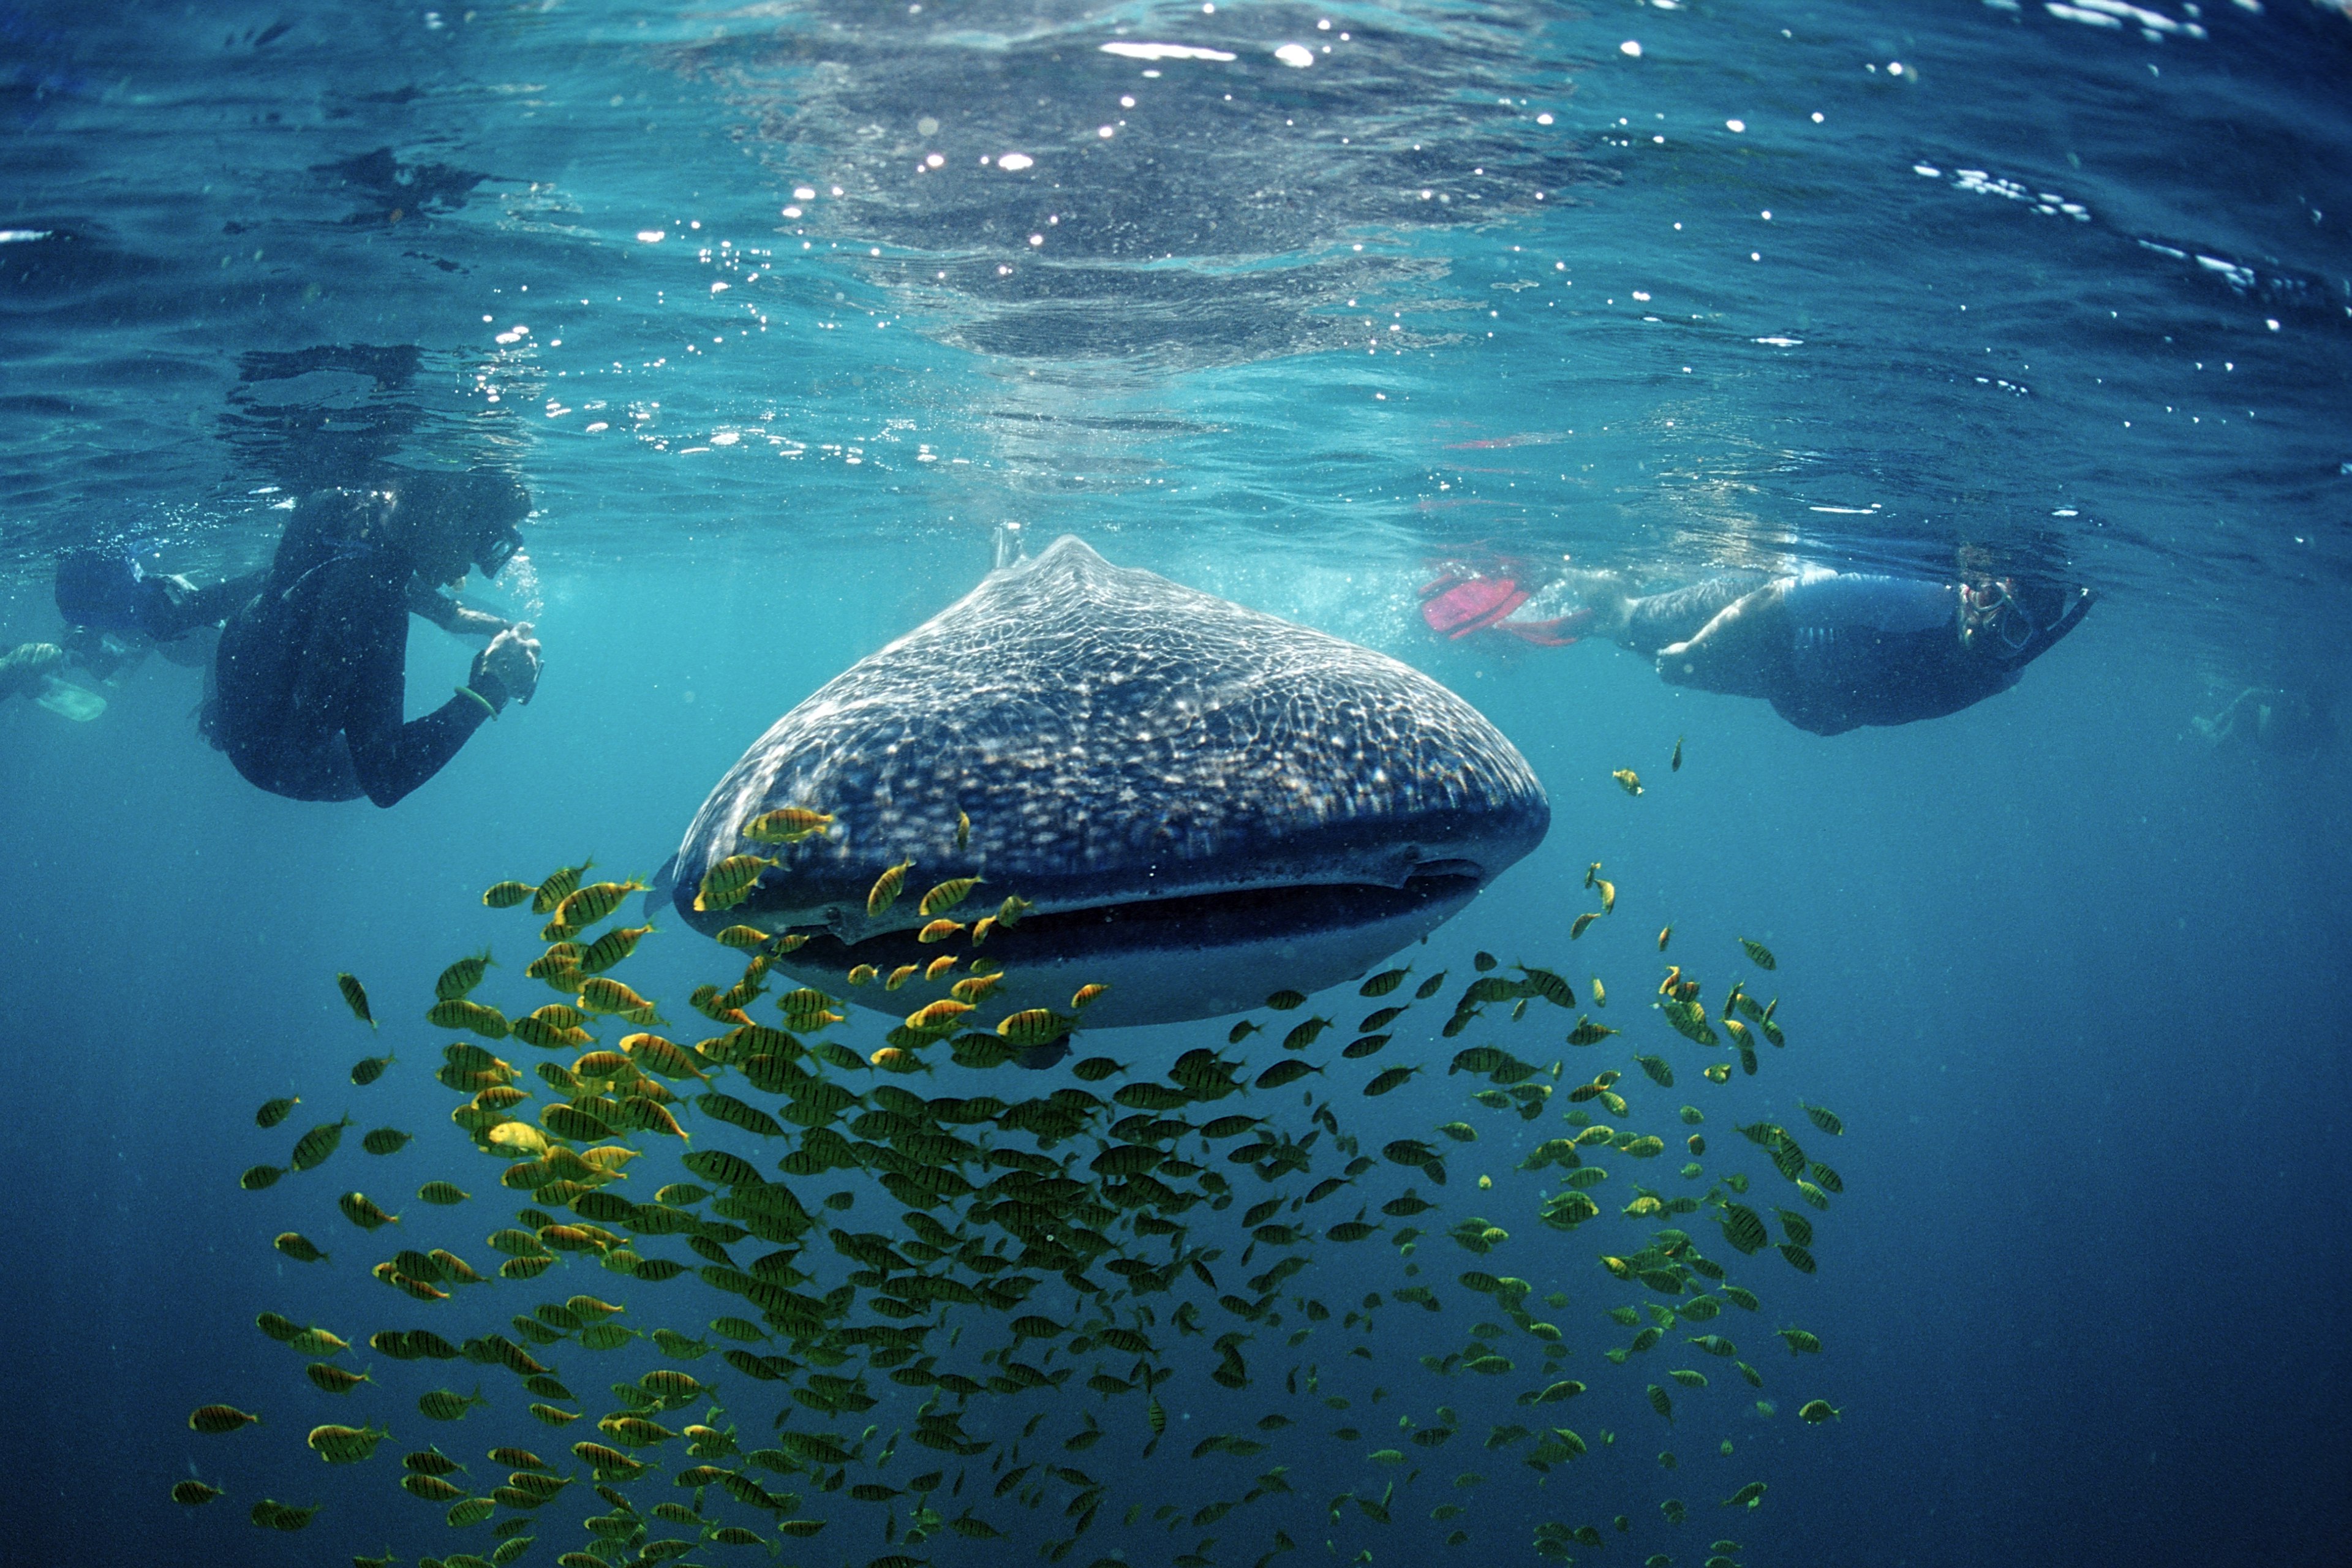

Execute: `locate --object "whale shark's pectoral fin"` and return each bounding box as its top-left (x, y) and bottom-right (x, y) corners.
top-left (644, 853), bottom-right (679, 922)
top-left (1016, 1038), bottom-right (1072, 1072)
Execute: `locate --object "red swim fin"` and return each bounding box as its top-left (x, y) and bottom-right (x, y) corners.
top-left (1422, 578), bottom-right (1526, 638)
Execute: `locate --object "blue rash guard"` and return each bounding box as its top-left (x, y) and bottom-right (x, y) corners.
top-left (1624, 567), bottom-right (2089, 736)
top-left (211, 491), bottom-right (502, 805)
top-left (1769, 570), bottom-right (2000, 734)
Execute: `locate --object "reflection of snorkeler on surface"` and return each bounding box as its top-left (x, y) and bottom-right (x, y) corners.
top-left (2192, 685), bottom-right (2334, 757)
top-left (1422, 554), bottom-right (2094, 735)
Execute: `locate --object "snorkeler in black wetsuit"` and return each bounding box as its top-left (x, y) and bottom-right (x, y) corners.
top-left (208, 469), bottom-right (543, 806)
top-left (1595, 566), bottom-right (2094, 735)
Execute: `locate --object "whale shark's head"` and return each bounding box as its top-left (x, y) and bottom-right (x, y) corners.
top-left (669, 536), bottom-right (1548, 1030)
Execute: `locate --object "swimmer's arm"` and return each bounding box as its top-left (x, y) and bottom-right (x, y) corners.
top-left (346, 596), bottom-right (491, 809)
top-left (405, 578), bottom-right (508, 638)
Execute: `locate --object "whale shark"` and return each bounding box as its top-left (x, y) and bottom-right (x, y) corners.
top-left (665, 536), bottom-right (1548, 1031)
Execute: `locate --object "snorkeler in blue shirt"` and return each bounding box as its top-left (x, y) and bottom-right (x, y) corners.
top-left (1597, 565), bottom-right (2094, 735)
top-left (1421, 555), bottom-right (2092, 734)
top-left (51, 552), bottom-right (265, 674)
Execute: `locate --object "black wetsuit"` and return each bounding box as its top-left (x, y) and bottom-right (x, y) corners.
top-left (212, 491), bottom-right (503, 805)
top-left (1622, 569), bottom-right (2091, 736)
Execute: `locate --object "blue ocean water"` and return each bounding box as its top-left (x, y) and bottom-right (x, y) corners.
top-left (2, 2), bottom-right (2349, 1567)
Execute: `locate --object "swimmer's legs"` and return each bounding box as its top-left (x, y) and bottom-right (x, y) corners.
top-left (1615, 571), bottom-right (1774, 653)
top-left (1656, 581), bottom-right (1790, 698)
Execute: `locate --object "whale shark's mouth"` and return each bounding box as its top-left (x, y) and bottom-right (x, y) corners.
top-left (788, 862), bottom-right (1485, 978)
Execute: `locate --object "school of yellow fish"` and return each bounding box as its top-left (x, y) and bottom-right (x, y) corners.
top-left (189, 753), bottom-right (1847, 1568)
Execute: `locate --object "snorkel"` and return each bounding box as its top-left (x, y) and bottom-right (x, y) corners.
top-left (1959, 578), bottom-right (2027, 653)
top-left (472, 519), bottom-right (522, 579)
top-left (1966, 581), bottom-right (2095, 670)
top-left (374, 469), bottom-right (530, 586)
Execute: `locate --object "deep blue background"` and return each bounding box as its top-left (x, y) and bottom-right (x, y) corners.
top-left (5, 543), bottom-right (2347, 1567)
